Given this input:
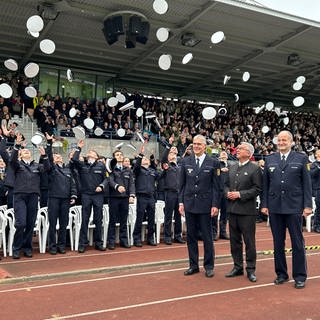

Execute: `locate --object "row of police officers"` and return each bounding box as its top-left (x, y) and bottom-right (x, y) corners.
top-left (0, 129), bottom-right (316, 290)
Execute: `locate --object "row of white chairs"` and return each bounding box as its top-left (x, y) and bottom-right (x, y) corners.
top-left (0, 201), bottom-right (168, 255)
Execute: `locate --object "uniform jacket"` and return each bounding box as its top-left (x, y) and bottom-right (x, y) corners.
top-left (161, 145), bottom-right (180, 192)
top-left (0, 137), bottom-right (15, 188)
top-left (133, 154), bottom-right (157, 196)
top-left (310, 160), bottom-right (320, 194)
top-left (71, 148), bottom-right (108, 195)
top-left (224, 161), bottom-right (262, 215)
top-left (10, 146), bottom-right (50, 195)
top-left (261, 151), bottom-right (312, 214)
top-left (108, 166), bottom-right (135, 198)
top-left (46, 143), bottom-right (77, 199)
top-left (178, 154), bottom-right (221, 214)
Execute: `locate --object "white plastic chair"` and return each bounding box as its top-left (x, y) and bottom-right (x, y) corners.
top-left (70, 205), bottom-right (82, 251)
top-left (0, 205), bottom-right (8, 257)
top-left (37, 207), bottom-right (48, 253)
top-left (102, 204), bottom-right (109, 248)
top-left (66, 210), bottom-right (74, 251)
top-left (128, 203), bottom-right (137, 246)
top-left (306, 197), bottom-right (316, 232)
top-left (155, 200), bottom-right (165, 244)
top-left (5, 208), bottom-right (15, 257)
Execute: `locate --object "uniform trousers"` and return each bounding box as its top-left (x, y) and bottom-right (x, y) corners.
top-left (164, 191), bottom-right (182, 241)
top-left (185, 211), bottom-right (214, 271)
top-left (79, 193), bottom-right (104, 247)
top-left (48, 197), bottom-right (70, 250)
top-left (269, 213), bottom-right (307, 282)
top-left (108, 197), bottom-right (129, 245)
top-left (314, 190), bottom-right (320, 229)
top-left (13, 193), bottom-right (39, 254)
top-left (133, 195), bottom-right (155, 242)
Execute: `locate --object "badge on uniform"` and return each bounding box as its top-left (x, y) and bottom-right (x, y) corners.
top-left (216, 169), bottom-right (220, 176)
top-left (187, 168), bottom-right (193, 174)
top-left (269, 167), bottom-right (275, 172)
top-left (244, 172), bottom-right (248, 175)
top-left (306, 163), bottom-right (311, 171)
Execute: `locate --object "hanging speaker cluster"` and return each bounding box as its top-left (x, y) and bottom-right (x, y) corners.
top-left (102, 11), bottom-right (150, 48)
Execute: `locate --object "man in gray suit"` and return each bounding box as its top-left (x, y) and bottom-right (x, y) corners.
top-left (224, 142), bottom-right (262, 282)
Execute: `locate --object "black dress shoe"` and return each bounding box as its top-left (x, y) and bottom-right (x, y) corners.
top-left (147, 240), bottom-right (157, 246)
top-left (174, 238), bottom-right (186, 244)
top-left (24, 251), bottom-right (33, 258)
top-left (205, 269), bottom-right (214, 278)
top-left (107, 243), bottom-right (115, 250)
top-left (78, 246), bottom-right (85, 253)
top-left (164, 240), bottom-right (172, 245)
top-left (13, 252), bottom-right (20, 259)
top-left (247, 273), bottom-right (257, 282)
top-left (184, 268), bottom-right (200, 276)
top-left (95, 245), bottom-right (106, 251)
top-left (58, 248), bottom-right (66, 254)
top-left (225, 268), bottom-right (244, 277)
top-left (294, 281), bottom-right (305, 289)
top-left (120, 243), bottom-right (131, 248)
top-left (274, 276), bottom-right (289, 285)
top-left (49, 249), bottom-right (57, 255)
top-left (134, 241), bottom-right (143, 247)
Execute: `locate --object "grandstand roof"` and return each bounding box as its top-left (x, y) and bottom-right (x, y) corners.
top-left (1, 0), bottom-right (320, 111)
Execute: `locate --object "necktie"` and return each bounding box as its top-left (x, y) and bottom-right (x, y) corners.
top-left (281, 155), bottom-right (286, 167)
top-left (196, 158), bottom-right (200, 170)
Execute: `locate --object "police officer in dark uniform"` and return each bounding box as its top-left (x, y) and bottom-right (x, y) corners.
top-left (72, 139), bottom-right (109, 253)
top-left (161, 136), bottom-right (185, 245)
top-left (10, 132), bottom-right (50, 259)
top-left (0, 137), bottom-right (9, 206)
top-left (212, 150), bottom-right (235, 240)
top-left (0, 156), bottom-right (7, 206)
top-left (179, 134), bottom-right (221, 278)
top-left (132, 144), bottom-right (157, 247)
top-left (310, 149), bottom-right (320, 232)
top-left (107, 149), bottom-right (135, 249)
top-left (261, 130), bottom-right (312, 289)
top-left (0, 128), bottom-right (16, 208)
top-left (46, 134), bottom-right (77, 254)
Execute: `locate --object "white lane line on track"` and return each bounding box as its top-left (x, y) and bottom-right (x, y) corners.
top-left (42, 274), bottom-right (320, 320)
top-left (1, 253), bottom-right (320, 294)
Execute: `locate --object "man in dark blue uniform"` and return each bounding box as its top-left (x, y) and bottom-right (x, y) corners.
top-left (161, 136), bottom-right (185, 245)
top-left (10, 133), bottom-right (50, 259)
top-left (179, 134), bottom-right (221, 278)
top-left (46, 135), bottom-right (77, 254)
top-left (310, 149), bottom-right (320, 232)
top-left (212, 150), bottom-right (235, 241)
top-left (261, 130), bottom-right (312, 289)
top-left (108, 149), bottom-right (135, 249)
top-left (72, 140), bottom-right (109, 253)
top-left (132, 144), bottom-right (158, 247)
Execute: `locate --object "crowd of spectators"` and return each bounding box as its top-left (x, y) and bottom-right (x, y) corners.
top-left (1, 83), bottom-right (320, 160)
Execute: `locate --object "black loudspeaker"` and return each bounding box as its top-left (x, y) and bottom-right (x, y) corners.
top-left (102, 26), bottom-right (118, 45)
top-left (136, 21), bottom-right (150, 44)
top-left (129, 16), bottom-right (142, 35)
top-left (102, 16), bottom-right (124, 45)
top-left (112, 15), bottom-right (124, 35)
top-left (125, 33), bottom-right (136, 49)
